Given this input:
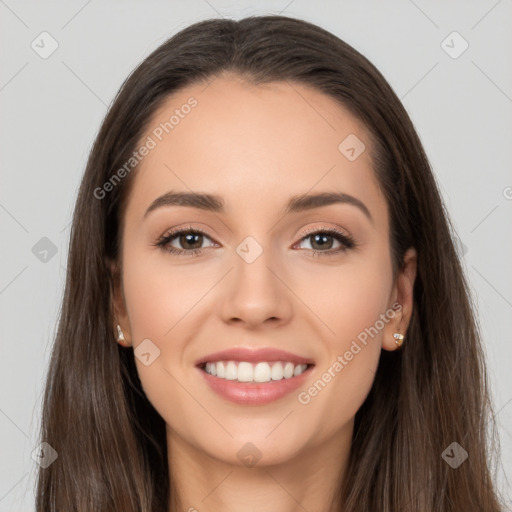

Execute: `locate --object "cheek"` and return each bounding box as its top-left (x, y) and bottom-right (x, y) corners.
top-left (292, 250), bottom-right (392, 422)
top-left (121, 250), bottom-right (212, 423)
top-left (295, 248), bottom-right (393, 345)
top-left (122, 250), bottom-right (208, 342)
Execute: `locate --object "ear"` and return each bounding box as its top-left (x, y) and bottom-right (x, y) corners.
top-left (382, 247), bottom-right (417, 351)
top-left (107, 257), bottom-right (132, 347)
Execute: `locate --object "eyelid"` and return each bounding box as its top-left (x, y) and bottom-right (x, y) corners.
top-left (296, 224), bottom-right (350, 241)
top-left (156, 224), bottom-right (218, 246)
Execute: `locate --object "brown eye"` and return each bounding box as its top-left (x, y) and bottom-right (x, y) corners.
top-left (174, 232), bottom-right (205, 250)
top-left (295, 228), bottom-right (356, 256)
top-left (307, 233), bottom-right (336, 251)
top-left (156, 227), bottom-right (216, 256)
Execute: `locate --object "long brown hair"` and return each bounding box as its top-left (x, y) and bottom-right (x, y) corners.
top-left (35, 15), bottom-right (504, 511)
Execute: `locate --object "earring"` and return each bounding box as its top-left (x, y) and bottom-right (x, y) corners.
top-left (393, 332), bottom-right (404, 347)
top-left (116, 324), bottom-right (128, 346)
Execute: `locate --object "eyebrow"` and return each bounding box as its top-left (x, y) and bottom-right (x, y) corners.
top-left (144, 190), bottom-right (373, 223)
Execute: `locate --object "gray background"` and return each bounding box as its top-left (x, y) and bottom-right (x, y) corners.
top-left (1, 1), bottom-right (511, 510)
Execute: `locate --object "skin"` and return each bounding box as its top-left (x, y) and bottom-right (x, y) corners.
top-left (111, 74), bottom-right (417, 512)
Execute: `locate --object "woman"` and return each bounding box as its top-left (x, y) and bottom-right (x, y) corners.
top-left (35, 15), bottom-right (504, 511)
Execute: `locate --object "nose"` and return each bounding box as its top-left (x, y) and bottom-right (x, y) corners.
top-left (219, 244), bottom-right (293, 329)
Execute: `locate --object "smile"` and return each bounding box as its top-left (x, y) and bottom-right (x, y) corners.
top-left (197, 361), bottom-right (315, 405)
top-left (201, 360), bottom-right (310, 383)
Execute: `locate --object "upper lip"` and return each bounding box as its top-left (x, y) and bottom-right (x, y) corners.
top-left (195, 347), bottom-right (315, 367)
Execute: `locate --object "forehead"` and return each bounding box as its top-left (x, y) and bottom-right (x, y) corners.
top-left (125, 75), bottom-right (385, 222)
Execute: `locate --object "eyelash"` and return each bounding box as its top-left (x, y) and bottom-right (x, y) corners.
top-left (154, 224), bottom-right (357, 258)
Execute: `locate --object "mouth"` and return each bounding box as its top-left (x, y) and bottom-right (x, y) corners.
top-left (195, 349), bottom-right (316, 405)
top-left (194, 346), bottom-right (315, 384)
top-left (197, 360), bottom-right (315, 383)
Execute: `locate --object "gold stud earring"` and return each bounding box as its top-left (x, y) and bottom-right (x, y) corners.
top-left (393, 332), bottom-right (404, 347)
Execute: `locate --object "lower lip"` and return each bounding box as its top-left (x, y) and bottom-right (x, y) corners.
top-left (196, 365), bottom-right (315, 405)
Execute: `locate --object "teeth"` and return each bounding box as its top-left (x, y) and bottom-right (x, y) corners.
top-left (203, 361), bottom-right (308, 382)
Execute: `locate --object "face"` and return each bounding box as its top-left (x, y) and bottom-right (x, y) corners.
top-left (112, 75), bottom-right (416, 470)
